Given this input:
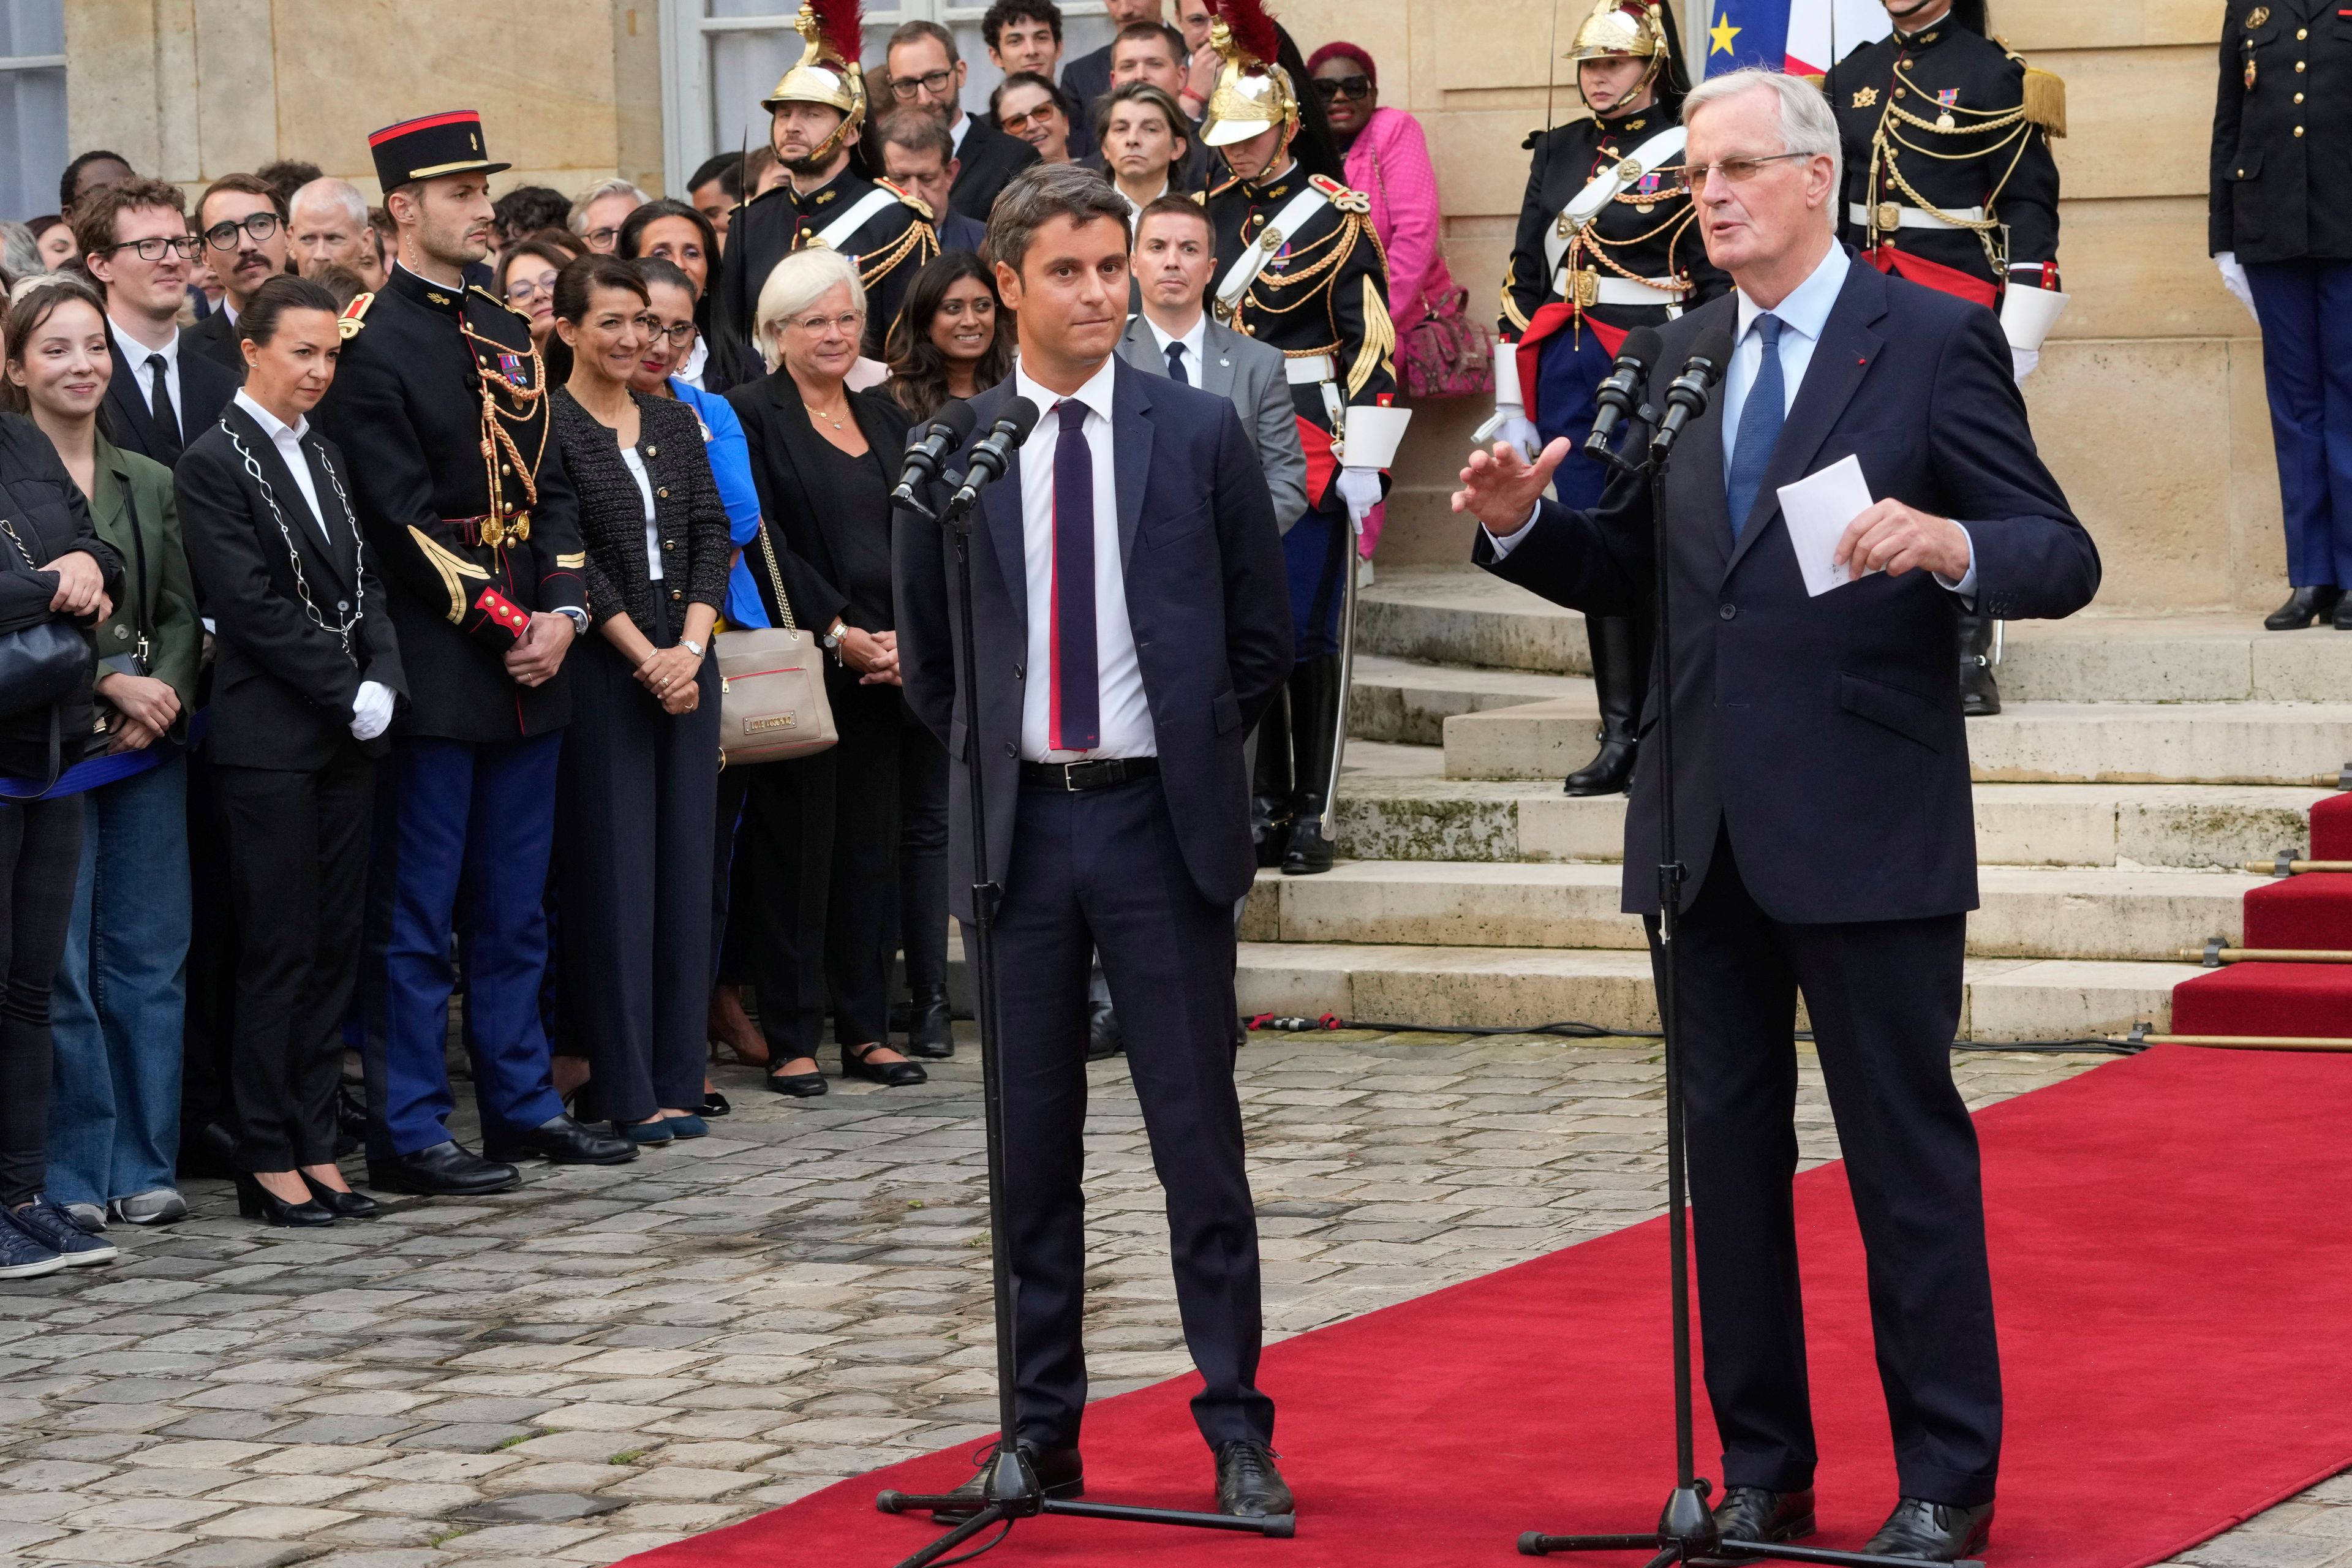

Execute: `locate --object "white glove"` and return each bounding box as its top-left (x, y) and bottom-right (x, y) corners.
top-left (2010, 347), bottom-right (2040, 383)
top-left (1334, 467), bottom-right (1385, 530)
top-left (2215, 252), bottom-right (2259, 323)
top-left (350, 679), bottom-right (395, 742)
top-left (1473, 346), bottom-right (1542, 459)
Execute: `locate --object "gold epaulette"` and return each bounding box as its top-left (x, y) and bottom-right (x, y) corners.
top-left (337, 292), bottom-right (374, 341)
top-left (1798, 72), bottom-right (1826, 88)
top-left (1190, 189), bottom-right (1208, 206)
top-left (876, 176), bottom-right (930, 215)
top-left (2020, 66), bottom-right (2067, 137)
top-left (1309, 173), bottom-right (1370, 215)
top-left (1207, 175), bottom-right (1241, 199)
top-left (470, 284), bottom-right (532, 322)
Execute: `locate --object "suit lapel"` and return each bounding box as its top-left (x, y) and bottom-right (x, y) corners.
top-left (301, 437), bottom-right (358, 590)
top-left (226, 404), bottom-right (346, 589)
top-left (1199, 322), bottom-right (1240, 399)
top-left (1111, 358), bottom-right (1152, 571)
top-left (107, 341), bottom-right (157, 452)
top-left (1723, 260), bottom-right (1888, 579)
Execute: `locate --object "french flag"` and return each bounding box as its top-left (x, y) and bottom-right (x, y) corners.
top-left (1702, 0), bottom-right (1890, 77)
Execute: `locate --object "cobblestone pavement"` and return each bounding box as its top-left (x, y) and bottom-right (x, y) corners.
top-left (0, 1035), bottom-right (2341, 1567)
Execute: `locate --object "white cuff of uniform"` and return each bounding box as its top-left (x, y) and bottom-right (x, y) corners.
top-left (1934, 524), bottom-right (1978, 605)
top-left (1485, 499), bottom-right (1544, 560)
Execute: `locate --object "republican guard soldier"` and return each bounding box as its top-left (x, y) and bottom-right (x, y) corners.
top-left (316, 111), bottom-right (635, 1196)
top-left (714, 0), bottom-right (938, 361)
top-left (1824, 0), bottom-right (2066, 714)
top-left (1203, 0), bottom-right (1402, 878)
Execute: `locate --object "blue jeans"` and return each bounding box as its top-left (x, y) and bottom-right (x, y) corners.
top-left (48, 753), bottom-right (189, 1207)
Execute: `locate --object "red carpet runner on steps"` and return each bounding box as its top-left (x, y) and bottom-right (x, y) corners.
top-left (2172, 790), bottom-right (2352, 1036)
top-left (628, 1045), bottom-right (2352, 1567)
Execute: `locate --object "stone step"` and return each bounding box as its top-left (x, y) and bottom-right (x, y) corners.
top-left (1359, 568), bottom-right (1588, 674)
top-left (1227, 942), bottom-right (2196, 1044)
top-left (1335, 766), bottom-right (2331, 871)
top-left (1349, 654), bottom-right (1589, 745)
top-left (1440, 698), bottom-right (2352, 786)
top-left (1238, 861), bottom-right (2266, 962)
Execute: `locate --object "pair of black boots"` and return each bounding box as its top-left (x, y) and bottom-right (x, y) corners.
top-left (1251, 655), bottom-right (1343, 875)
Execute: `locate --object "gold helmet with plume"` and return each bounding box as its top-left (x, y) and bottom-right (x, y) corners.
top-left (1199, 0), bottom-right (1299, 152)
top-left (1568, 0), bottom-right (1675, 105)
top-left (761, 0), bottom-right (868, 164)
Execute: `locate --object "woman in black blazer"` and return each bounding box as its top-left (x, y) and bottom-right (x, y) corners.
top-left (546, 256), bottom-right (729, 1144)
top-left (175, 276), bottom-right (406, 1227)
top-left (724, 247), bottom-right (925, 1096)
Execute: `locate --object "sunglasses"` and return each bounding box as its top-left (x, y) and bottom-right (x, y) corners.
top-left (1313, 74), bottom-right (1372, 101)
top-left (998, 100), bottom-right (1063, 135)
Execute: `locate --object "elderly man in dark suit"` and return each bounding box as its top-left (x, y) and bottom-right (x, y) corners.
top-left (1455, 68), bottom-right (2098, 1564)
top-left (895, 162), bottom-right (1294, 1520)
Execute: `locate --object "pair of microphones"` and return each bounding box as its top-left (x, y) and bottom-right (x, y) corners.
top-left (1582, 323), bottom-right (1737, 464)
top-left (892, 396), bottom-right (1043, 517)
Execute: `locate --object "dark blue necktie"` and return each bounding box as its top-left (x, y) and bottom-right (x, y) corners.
top-left (1166, 341), bottom-right (1189, 384)
top-left (1050, 398), bottom-right (1098, 752)
top-left (1725, 313), bottom-right (1786, 545)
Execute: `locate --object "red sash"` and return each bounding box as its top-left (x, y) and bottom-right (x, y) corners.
top-left (1866, 242), bottom-right (1999, 311)
top-left (1513, 305), bottom-right (1628, 429)
top-left (1297, 417), bottom-right (1336, 509)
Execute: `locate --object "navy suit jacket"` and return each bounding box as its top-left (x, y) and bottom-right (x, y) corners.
top-left (1478, 255), bottom-right (2098, 924)
top-left (104, 333), bottom-right (237, 469)
top-left (895, 359), bottom-right (1292, 917)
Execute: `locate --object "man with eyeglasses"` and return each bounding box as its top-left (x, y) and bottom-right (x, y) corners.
top-left (184, 175), bottom-right (296, 374)
top-left (875, 113), bottom-right (990, 254)
top-left (885, 20), bottom-right (1039, 224)
top-left (72, 179), bottom-right (238, 472)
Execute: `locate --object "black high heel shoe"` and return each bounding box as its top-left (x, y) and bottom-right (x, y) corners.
top-left (766, 1058), bottom-right (828, 1098)
top-left (300, 1174), bottom-right (379, 1219)
top-left (842, 1041), bottom-right (927, 1087)
top-left (235, 1173), bottom-right (334, 1227)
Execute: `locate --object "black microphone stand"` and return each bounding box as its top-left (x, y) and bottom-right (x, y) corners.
top-left (1512, 415), bottom-right (1972, 1568)
top-left (874, 477), bottom-right (1295, 1567)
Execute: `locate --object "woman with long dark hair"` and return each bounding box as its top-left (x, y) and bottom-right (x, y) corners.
top-left (619, 198), bottom-right (753, 394)
top-left (882, 251), bottom-right (1012, 424)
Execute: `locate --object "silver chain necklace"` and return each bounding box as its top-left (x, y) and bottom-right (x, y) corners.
top-left (221, 418), bottom-right (365, 660)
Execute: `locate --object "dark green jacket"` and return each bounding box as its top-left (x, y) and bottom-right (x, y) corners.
top-left (88, 434), bottom-right (201, 744)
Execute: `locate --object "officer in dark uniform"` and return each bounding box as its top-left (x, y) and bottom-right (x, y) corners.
top-left (1824, 0), bottom-right (2065, 714)
top-left (2212, 0), bottom-right (2352, 630)
top-left (315, 110), bottom-right (634, 1196)
top-left (1202, 0), bottom-right (1395, 878)
top-left (714, 0), bottom-right (938, 362)
top-left (1490, 0), bottom-right (1728, 797)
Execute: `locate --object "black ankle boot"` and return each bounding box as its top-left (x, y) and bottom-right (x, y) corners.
top-left (1958, 612), bottom-right (2001, 717)
top-left (1566, 613), bottom-right (1642, 796)
top-left (1248, 702), bottom-right (1292, 869)
top-left (2267, 584), bottom-right (2342, 630)
top-left (905, 984), bottom-right (954, 1059)
top-left (1282, 655), bottom-right (1343, 876)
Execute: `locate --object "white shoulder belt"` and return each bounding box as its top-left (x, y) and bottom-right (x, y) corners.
top-left (813, 186), bottom-right (905, 253)
top-left (1543, 125), bottom-right (1689, 280)
top-left (1214, 184), bottom-right (1335, 319)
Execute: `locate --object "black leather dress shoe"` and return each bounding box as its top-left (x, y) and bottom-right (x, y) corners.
top-left (2266, 584), bottom-right (2342, 630)
top-left (1700, 1485), bottom-right (1815, 1561)
top-left (1864, 1498), bottom-right (1993, 1561)
top-left (484, 1114), bottom-right (638, 1166)
top-left (932, 1442), bottom-right (1084, 1523)
top-left (842, 1042), bottom-right (927, 1087)
top-left (905, 984), bottom-right (956, 1059)
top-left (1280, 815), bottom-right (1336, 876)
top-left (2335, 595), bottom-right (2352, 631)
top-left (301, 1175), bottom-right (380, 1219)
top-left (1215, 1439), bottom-right (1293, 1518)
top-left (366, 1141), bottom-right (522, 1196)
top-left (1085, 999), bottom-right (1123, 1060)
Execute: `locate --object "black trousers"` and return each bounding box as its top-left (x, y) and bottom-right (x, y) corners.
top-left (1662, 826), bottom-right (1999, 1509)
top-left (216, 748), bottom-right (374, 1172)
top-left (0, 793), bottom-right (82, 1205)
top-left (179, 743), bottom-right (239, 1152)
top-left (556, 631), bottom-right (721, 1122)
top-left (896, 704), bottom-right (949, 994)
top-left (982, 775), bottom-right (1272, 1453)
top-left (736, 669), bottom-right (900, 1057)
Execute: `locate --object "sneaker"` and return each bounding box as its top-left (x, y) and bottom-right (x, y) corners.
top-left (8, 1197), bottom-right (118, 1267)
top-left (0, 1214), bottom-right (64, 1279)
top-left (110, 1189), bottom-right (188, 1226)
top-left (61, 1202), bottom-right (107, 1234)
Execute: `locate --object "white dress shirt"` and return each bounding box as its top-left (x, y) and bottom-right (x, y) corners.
top-left (619, 444), bottom-right (663, 580)
top-left (233, 389), bottom-right (328, 542)
top-left (674, 335), bottom-right (710, 391)
top-left (1120, 178), bottom-right (1171, 236)
top-left (1014, 356), bottom-right (1155, 761)
top-left (948, 110), bottom-right (970, 158)
top-left (111, 317), bottom-right (185, 437)
top-left (1141, 310), bottom-right (1207, 383)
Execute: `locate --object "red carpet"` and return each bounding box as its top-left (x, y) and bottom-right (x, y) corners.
top-left (2174, 792), bottom-right (2352, 1037)
top-left (628, 1046), bottom-right (2352, 1567)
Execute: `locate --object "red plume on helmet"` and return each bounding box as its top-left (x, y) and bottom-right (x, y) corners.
top-left (1208, 0), bottom-right (1281, 70)
top-left (807, 0), bottom-right (863, 66)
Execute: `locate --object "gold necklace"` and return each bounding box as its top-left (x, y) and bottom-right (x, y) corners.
top-left (803, 398), bottom-right (848, 432)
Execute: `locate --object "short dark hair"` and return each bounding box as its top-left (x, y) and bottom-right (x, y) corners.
top-left (1112, 20), bottom-right (1184, 61)
top-left (990, 70), bottom-right (1068, 124)
top-left (236, 273), bottom-right (342, 348)
top-left (1094, 81), bottom-right (1194, 181)
top-left (986, 163), bottom-right (1130, 273)
top-left (59, 150), bottom-right (133, 213)
top-left (496, 229), bottom-right (582, 298)
top-left (69, 177), bottom-right (187, 264)
top-left (687, 153), bottom-right (739, 197)
top-left (874, 110), bottom-right (954, 167)
top-left (552, 252), bottom-right (652, 326)
top-left (309, 263), bottom-right (368, 311)
top-left (493, 185), bottom-right (572, 241)
top-left (1, 275), bottom-right (107, 415)
top-left (982, 0), bottom-right (1063, 50)
top-left (197, 173), bottom-right (288, 230)
top-left (253, 160), bottom-right (323, 207)
top-left (887, 18), bottom-right (959, 67)
top-left (1133, 192), bottom-right (1211, 247)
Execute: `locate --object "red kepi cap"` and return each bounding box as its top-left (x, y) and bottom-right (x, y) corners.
top-left (367, 110), bottom-right (511, 190)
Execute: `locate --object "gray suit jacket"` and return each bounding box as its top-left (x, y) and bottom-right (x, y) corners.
top-left (1118, 313), bottom-right (1308, 532)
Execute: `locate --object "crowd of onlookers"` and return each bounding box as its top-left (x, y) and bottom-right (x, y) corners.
top-left (0, 0), bottom-right (1457, 1275)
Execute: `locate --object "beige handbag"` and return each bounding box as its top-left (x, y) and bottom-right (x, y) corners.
top-left (714, 521), bottom-right (838, 764)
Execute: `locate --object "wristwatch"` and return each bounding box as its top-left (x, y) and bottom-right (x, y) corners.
top-left (821, 617), bottom-right (848, 650)
top-left (554, 606), bottom-right (589, 635)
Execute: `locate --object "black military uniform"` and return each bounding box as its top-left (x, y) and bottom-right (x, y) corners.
top-left (714, 165), bottom-right (935, 361)
top-left (2211, 0), bottom-right (2352, 630)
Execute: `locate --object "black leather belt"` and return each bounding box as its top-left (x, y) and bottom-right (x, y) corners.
top-left (1019, 756), bottom-right (1160, 791)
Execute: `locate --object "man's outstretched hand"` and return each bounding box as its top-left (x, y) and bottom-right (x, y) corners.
top-left (1452, 437), bottom-right (1570, 540)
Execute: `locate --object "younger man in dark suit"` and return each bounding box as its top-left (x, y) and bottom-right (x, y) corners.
top-left (895, 162), bottom-right (1295, 1520)
top-left (74, 181), bottom-right (236, 470)
top-left (185, 174), bottom-right (294, 373)
top-left (885, 20), bottom-right (1040, 223)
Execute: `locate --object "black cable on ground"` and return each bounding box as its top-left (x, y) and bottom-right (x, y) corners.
top-left (1243, 1014), bottom-right (2145, 1055)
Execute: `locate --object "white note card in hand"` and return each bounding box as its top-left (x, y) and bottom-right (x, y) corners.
top-left (1776, 454), bottom-right (1879, 598)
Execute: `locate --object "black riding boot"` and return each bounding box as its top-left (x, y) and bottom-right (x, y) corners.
top-left (1250, 693), bottom-right (1293, 869)
top-left (1281, 655), bottom-right (1343, 876)
top-left (1565, 613), bottom-right (1643, 796)
top-left (1958, 612), bottom-right (2001, 716)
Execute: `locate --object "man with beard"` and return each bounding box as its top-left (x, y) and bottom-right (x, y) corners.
top-left (184, 175), bottom-right (295, 372)
top-left (714, 0), bottom-right (938, 361)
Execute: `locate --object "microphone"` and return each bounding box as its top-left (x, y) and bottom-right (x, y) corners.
top-left (892, 399), bottom-right (980, 506)
top-left (946, 396), bottom-right (1042, 515)
top-left (1651, 326), bottom-right (1735, 459)
top-left (1585, 326), bottom-right (1662, 459)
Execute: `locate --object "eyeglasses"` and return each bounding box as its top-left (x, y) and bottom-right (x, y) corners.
top-left (634, 314), bottom-right (699, 348)
top-left (1313, 74), bottom-right (1372, 101)
top-left (890, 67), bottom-right (957, 99)
top-left (505, 271), bottom-right (560, 301)
top-left (582, 225), bottom-right (622, 249)
top-left (998, 100), bottom-right (1062, 135)
top-left (783, 308), bottom-right (867, 337)
top-left (102, 234), bottom-right (202, 263)
top-left (202, 212), bottom-right (282, 251)
top-left (1664, 153), bottom-right (1814, 195)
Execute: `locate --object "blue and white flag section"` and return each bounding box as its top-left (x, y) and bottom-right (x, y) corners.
top-left (1702, 0), bottom-right (1889, 77)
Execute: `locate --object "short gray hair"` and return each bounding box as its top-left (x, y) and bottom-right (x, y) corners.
top-left (289, 176), bottom-right (369, 231)
top-left (570, 178), bottom-right (651, 233)
top-left (753, 247), bottom-right (867, 371)
top-left (1681, 67), bottom-right (1842, 222)
top-left (986, 162), bottom-right (1129, 273)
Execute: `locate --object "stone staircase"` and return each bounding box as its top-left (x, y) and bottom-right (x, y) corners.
top-left (1235, 567), bottom-right (2352, 1041)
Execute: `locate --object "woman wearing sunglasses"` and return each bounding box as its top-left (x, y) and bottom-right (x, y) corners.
top-left (990, 72), bottom-right (1076, 167)
top-left (1486, 0), bottom-right (1730, 800)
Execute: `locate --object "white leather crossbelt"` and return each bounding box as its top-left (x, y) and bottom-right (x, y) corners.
top-left (813, 186), bottom-right (902, 251)
top-left (1551, 271), bottom-right (1690, 306)
top-left (1284, 353), bottom-right (1336, 385)
top-left (1852, 200), bottom-right (1987, 232)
